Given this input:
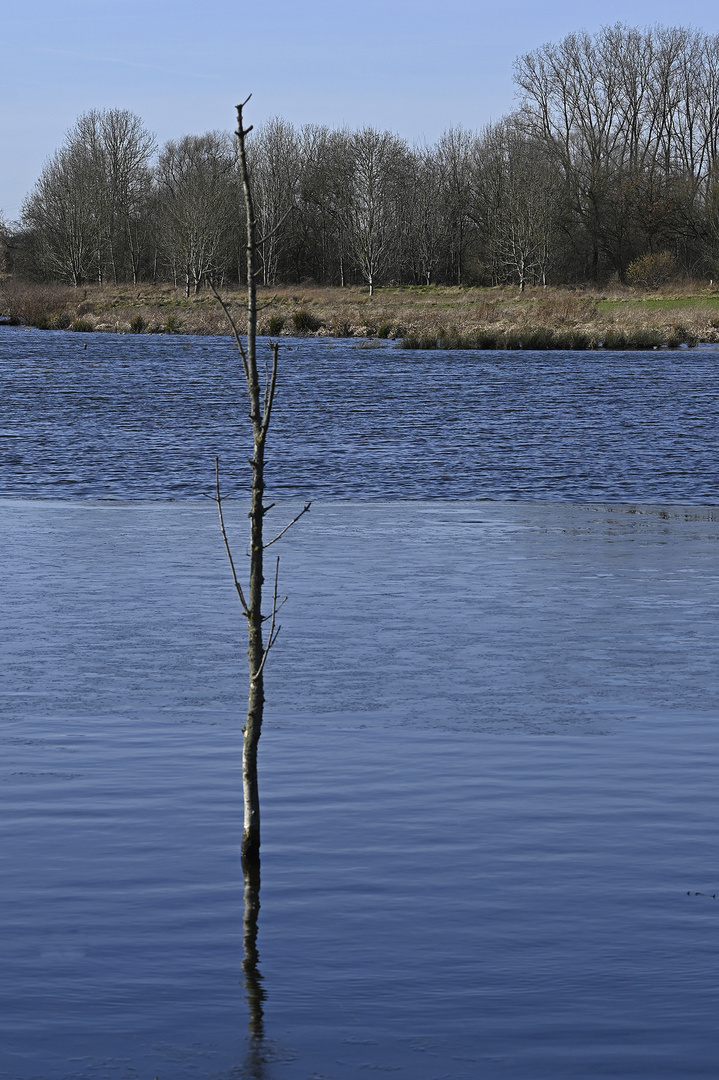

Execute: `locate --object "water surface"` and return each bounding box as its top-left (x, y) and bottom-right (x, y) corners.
top-left (2, 329), bottom-right (719, 1078)
top-left (2, 499), bottom-right (719, 1079)
top-left (2, 328), bottom-right (718, 502)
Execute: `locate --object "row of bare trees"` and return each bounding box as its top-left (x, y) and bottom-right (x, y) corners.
top-left (8, 25), bottom-right (719, 289)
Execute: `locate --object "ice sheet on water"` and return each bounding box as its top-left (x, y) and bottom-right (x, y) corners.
top-left (1, 499), bottom-right (719, 1077)
top-left (2, 498), bottom-right (718, 733)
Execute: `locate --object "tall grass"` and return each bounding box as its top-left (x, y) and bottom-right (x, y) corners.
top-left (0, 281), bottom-right (75, 328)
top-left (0, 279), bottom-right (716, 344)
top-left (400, 326), bottom-right (698, 351)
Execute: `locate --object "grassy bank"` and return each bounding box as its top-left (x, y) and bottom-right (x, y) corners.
top-left (1, 279), bottom-right (719, 349)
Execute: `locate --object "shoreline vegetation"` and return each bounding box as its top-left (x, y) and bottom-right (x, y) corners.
top-left (2, 279), bottom-right (719, 350)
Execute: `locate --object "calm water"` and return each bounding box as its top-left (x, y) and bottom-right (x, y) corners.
top-left (2, 328), bottom-right (719, 1079)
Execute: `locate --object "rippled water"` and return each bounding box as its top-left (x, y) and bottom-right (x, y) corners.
top-left (2, 328), bottom-right (719, 1078)
top-left (2, 327), bottom-right (718, 501)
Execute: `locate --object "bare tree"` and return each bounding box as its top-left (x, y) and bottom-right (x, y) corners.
top-left (342, 127), bottom-right (407, 295)
top-left (248, 118), bottom-right (300, 285)
top-left (98, 109), bottom-right (156, 284)
top-left (213, 99), bottom-right (310, 867)
top-left (156, 132), bottom-right (238, 296)
top-left (434, 127), bottom-right (478, 285)
top-left (410, 147), bottom-right (447, 285)
top-left (21, 109), bottom-right (155, 286)
top-left (0, 214), bottom-right (10, 275)
top-left (474, 120), bottom-right (560, 289)
top-left (22, 135), bottom-right (98, 285)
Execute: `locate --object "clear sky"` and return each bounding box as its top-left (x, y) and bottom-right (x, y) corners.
top-left (3, 0), bottom-right (719, 221)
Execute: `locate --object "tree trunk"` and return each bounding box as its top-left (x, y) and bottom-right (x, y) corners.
top-left (214, 99), bottom-right (309, 870)
top-left (237, 99), bottom-right (265, 866)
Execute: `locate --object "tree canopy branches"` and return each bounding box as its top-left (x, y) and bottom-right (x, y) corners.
top-left (10, 26), bottom-right (719, 289)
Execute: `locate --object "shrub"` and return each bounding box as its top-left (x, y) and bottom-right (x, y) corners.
top-left (630, 328), bottom-right (663, 349)
top-left (69, 317), bottom-right (93, 332)
top-left (400, 334), bottom-right (420, 349)
top-left (521, 326), bottom-right (556, 350)
top-left (165, 314), bottom-right (182, 334)
top-left (376, 322), bottom-right (392, 339)
top-left (602, 330), bottom-right (627, 350)
top-left (626, 251), bottom-right (678, 289)
top-left (475, 331), bottom-right (500, 349)
top-left (130, 314), bottom-right (146, 334)
top-left (292, 309), bottom-right (321, 333)
top-left (568, 331), bottom-right (592, 350)
top-left (267, 314), bottom-right (284, 336)
top-left (436, 329), bottom-right (462, 350)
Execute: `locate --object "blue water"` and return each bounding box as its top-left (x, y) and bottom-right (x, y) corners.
top-left (2, 328), bottom-right (719, 1079)
top-left (1, 328), bottom-right (718, 502)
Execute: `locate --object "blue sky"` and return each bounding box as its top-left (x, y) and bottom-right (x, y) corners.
top-left (3, 0), bottom-right (719, 221)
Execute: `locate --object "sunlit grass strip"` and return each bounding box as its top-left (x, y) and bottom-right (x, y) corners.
top-left (597, 296), bottom-right (719, 313)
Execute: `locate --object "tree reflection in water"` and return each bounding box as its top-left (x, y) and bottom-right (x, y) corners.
top-left (242, 858), bottom-right (266, 1078)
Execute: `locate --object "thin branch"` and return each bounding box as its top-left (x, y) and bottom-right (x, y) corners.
top-left (236, 95), bottom-right (253, 139)
top-left (254, 558), bottom-right (281, 679)
top-left (263, 352), bottom-right (270, 418)
top-left (215, 456), bottom-right (249, 616)
top-left (261, 594), bottom-right (287, 622)
top-left (210, 281), bottom-right (250, 382)
top-left (261, 342), bottom-right (279, 435)
top-left (263, 501), bottom-right (312, 549)
top-left (256, 205), bottom-right (294, 247)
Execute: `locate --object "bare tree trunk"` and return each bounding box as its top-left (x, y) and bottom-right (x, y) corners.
top-left (238, 98), bottom-right (265, 867)
top-left (213, 98), bottom-right (310, 870)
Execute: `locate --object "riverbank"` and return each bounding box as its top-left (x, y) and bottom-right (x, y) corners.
top-left (2, 279), bottom-right (719, 347)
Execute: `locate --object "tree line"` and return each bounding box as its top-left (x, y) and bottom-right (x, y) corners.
top-left (5, 24), bottom-right (719, 291)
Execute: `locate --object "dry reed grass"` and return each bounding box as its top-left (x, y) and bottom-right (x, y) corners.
top-left (2, 279), bottom-right (719, 347)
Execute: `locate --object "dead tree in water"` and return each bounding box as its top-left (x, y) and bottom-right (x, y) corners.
top-left (213, 97), bottom-right (309, 867)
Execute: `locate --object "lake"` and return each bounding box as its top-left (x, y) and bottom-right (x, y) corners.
top-left (1, 328), bottom-right (719, 1079)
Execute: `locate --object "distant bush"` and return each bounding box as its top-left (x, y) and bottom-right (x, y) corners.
top-left (69, 317), bottom-right (93, 332)
top-left (475, 331), bottom-right (500, 349)
top-left (165, 314), bottom-right (182, 333)
top-left (626, 251), bottom-right (678, 289)
top-left (130, 314), bottom-right (146, 333)
top-left (376, 323), bottom-right (392, 339)
top-left (292, 309), bottom-right (321, 333)
top-left (267, 314), bottom-right (284, 336)
top-left (331, 319), bottom-right (352, 337)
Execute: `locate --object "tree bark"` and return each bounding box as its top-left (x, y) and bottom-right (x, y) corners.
top-left (237, 98), bottom-right (266, 868)
top-left (213, 103), bottom-right (308, 870)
